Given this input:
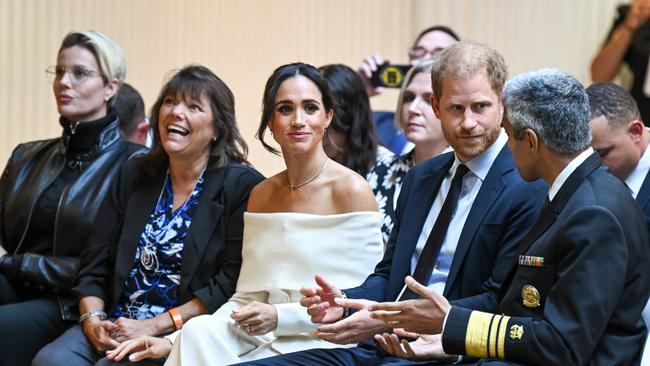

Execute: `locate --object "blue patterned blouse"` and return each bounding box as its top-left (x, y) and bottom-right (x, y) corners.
top-left (112, 170), bottom-right (205, 319)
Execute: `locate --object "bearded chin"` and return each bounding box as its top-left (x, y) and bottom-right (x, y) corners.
top-left (449, 125), bottom-right (501, 161)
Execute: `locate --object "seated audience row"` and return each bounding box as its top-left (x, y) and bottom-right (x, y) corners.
top-left (0, 29), bottom-right (648, 366)
top-left (92, 62), bottom-right (384, 365)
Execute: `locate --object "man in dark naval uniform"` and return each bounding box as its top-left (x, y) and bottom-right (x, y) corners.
top-left (369, 69), bottom-right (650, 365)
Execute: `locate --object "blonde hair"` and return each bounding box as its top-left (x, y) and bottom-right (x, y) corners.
top-left (394, 59), bottom-right (435, 131)
top-left (59, 30), bottom-right (126, 103)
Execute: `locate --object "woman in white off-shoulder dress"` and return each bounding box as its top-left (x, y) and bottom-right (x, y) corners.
top-left (107, 62), bottom-right (384, 366)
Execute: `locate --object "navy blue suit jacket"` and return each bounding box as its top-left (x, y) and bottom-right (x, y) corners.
top-left (345, 146), bottom-right (547, 307)
top-left (637, 169), bottom-right (650, 234)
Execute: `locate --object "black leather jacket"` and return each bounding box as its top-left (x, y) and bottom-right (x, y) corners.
top-left (0, 119), bottom-right (146, 319)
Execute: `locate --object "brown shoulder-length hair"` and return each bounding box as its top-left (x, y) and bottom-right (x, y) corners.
top-left (145, 64), bottom-right (249, 176)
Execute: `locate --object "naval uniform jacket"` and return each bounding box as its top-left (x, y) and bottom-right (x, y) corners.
top-left (443, 153), bottom-right (650, 365)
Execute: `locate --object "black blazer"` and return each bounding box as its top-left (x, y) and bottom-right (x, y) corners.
top-left (444, 153), bottom-right (650, 365)
top-left (72, 156), bottom-right (264, 313)
top-left (637, 168), bottom-right (650, 235)
top-left (345, 146), bottom-right (547, 306)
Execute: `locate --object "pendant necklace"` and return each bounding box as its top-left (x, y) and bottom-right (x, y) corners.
top-left (288, 158), bottom-right (329, 189)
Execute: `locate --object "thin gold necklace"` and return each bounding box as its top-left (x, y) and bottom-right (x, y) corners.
top-left (288, 158), bottom-right (329, 189)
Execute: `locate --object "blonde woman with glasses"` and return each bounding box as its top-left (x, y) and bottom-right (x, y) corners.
top-left (0, 30), bottom-right (145, 365)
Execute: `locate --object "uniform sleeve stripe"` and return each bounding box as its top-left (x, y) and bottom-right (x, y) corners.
top-left (465, 311), bottom-right (494, 358)
top-left (496, 315), bottom-right (511, 359)
top-left (488, 314), bottom-right (498, 358)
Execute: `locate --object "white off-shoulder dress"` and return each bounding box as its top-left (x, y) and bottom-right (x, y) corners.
top-left (164, 211), bottom-right (384, 366)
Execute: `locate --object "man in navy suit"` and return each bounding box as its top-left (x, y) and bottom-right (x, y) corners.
top-left (586, 82), bottom-right (650, 231)
top-left (237, 41), bottom-right (546, 366)
top-left (369, 70), bottom-right (650, 365)
top-left (587, 81), bottom-right (650, 364)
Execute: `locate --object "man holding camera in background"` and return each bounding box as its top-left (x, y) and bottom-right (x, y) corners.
top-left (358, 25), bottom-right (460, 154)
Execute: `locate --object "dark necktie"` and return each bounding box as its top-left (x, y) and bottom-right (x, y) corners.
top-left (400, 164), bottom-right (469, 300)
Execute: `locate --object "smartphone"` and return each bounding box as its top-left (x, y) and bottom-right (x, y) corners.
top-left (371, 64), bottom-right (412, 88)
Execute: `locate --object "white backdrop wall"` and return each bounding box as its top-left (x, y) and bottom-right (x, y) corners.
top-left (0, 0), bottom-right (622, 176)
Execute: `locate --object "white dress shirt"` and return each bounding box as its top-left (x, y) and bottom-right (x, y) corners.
top-left (548, 148), bottom-right (594, 201)
top-left (626, 138), bottom-right (650, 199)
top-left (399, 130), bottom-right (508, 298)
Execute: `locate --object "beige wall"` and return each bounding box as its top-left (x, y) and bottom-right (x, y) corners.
top-left (0, 0), bottom-right (621, 176)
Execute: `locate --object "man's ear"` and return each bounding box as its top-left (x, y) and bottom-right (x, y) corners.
top-left (431, 95), bottom-right (442, 119)
top-left (525, 128), bottom-right (539, 152)
top-left (627, 120), bottom-right (645, 142)
top-left (133, 120), bottom-right (150, 145)
top-left (498, 102), bottom-right (504, 125)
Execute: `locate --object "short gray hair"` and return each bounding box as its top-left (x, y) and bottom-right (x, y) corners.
top-left (503, 68), bottom-right (591, 155)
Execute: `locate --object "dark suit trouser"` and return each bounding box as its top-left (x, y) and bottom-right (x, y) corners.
top-left (0, 273), bottom-right (66, 366)
top-left (234, 340), bottom-right (462, 366)
top-left (32, 324), bottom-right (165, 366)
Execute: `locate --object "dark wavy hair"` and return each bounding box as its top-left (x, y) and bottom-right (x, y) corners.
top-left (319, 64), bottom-right (378, 177)
top-left (257, 62), bottom-right (335, 155)
top-left (145, 64), bottom-right (249, 175)
top-left (412, 25), bottom-right (460, 48)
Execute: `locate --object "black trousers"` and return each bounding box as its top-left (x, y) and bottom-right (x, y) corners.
top-left (0, 273), bottom-right (67, 366)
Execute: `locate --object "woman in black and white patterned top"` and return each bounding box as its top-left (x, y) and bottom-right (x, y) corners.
top-left (367, 59), bottom-right (450, 243)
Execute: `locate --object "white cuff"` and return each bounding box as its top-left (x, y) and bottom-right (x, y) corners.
top-left (164, 329), bottom-right (181, 344)
top-left (274, 302), bottom-right (318, 336)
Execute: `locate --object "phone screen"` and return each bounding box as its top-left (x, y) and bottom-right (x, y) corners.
top-left (371, 64), bottom-right (412, 88)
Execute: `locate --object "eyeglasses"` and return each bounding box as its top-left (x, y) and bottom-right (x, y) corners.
top-left (408, 46), bottom-right (445, 61)
top-left (45, 65), bottom-right (101, 84)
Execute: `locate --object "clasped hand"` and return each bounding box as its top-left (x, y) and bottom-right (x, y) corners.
top-left (83, 317), bottom-right (156, 352)
top-left (230, 301), bottom-right (278, 336)
top-left (370, 276), bottom-right (458, 362)
top-left (374, 329), bottom-right (458, 362)
top-left (105, 335), bottom-right (172, 362)
top-left (368, 276), bottom-right (450, 335)
top-left (299, 274), bottom-right (390, 344)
